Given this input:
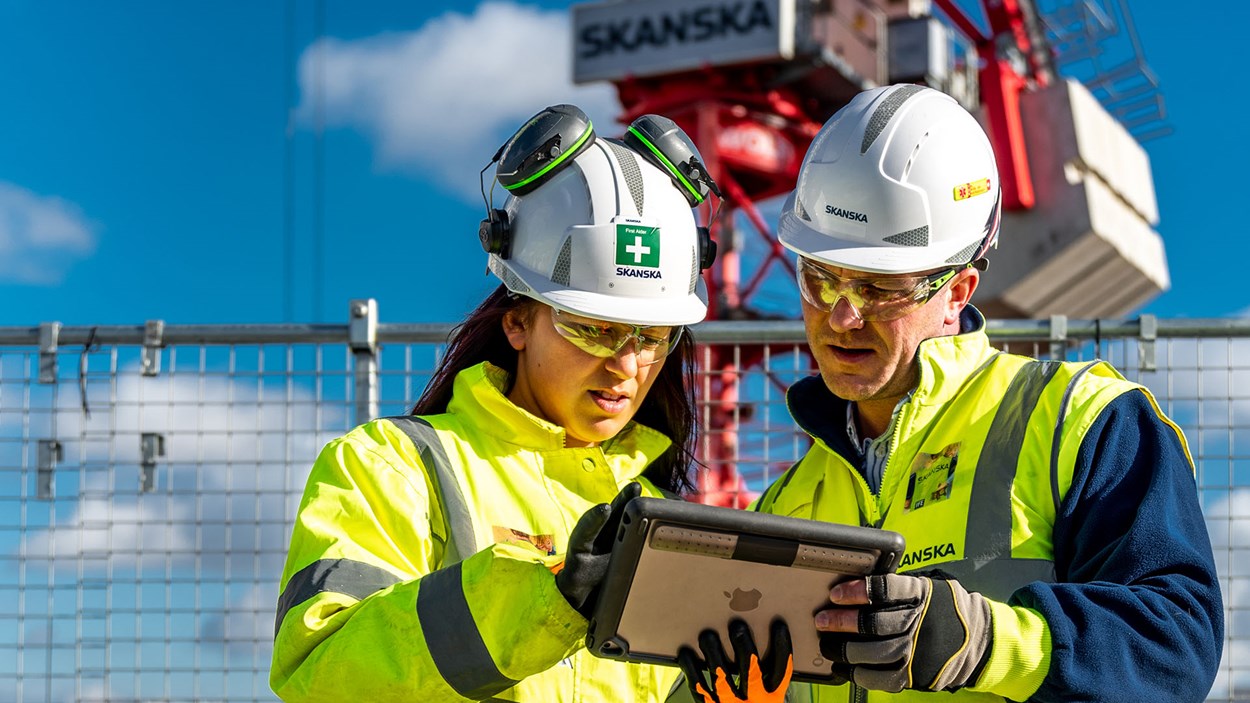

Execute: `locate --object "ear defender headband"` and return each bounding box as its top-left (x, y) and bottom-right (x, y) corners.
top-left (479, 105), bottom-right (721, 271)
top-left (623, 114), bottom-right (721, 207)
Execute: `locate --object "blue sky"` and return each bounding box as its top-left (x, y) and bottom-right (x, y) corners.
top-left (2, 0), bottom-right (1245, 328)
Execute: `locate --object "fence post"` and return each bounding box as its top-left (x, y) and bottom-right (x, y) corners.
top-left (350, 299), bottom-right (379, 426)
top-left (39, 322), bottom-right (61, 384)
top-left (142, 320), bottom-right (165, 376)
top-left (1048, 314), bottom-right (1068, 360)
top-left (1138, 314), bottom-right (1157, 372)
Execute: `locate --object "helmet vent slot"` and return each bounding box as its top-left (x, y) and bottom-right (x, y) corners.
top-left (902, 137), bottom-right (925, 180)
top-left (689, 248), bottom-right (699, 294)
top-left (552, 237), bottom-right (573, 285)
top-left (883, 226), bottom-right (930, 247)
top-left (861, 84), bottom-right (925, 154)
top-left (796, 197), bottom-right (811, 221)
top-left (607, 140), bottom-right (646, 215)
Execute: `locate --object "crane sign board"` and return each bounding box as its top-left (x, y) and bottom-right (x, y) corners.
top-left (573, 0), bottom-right (801, 84)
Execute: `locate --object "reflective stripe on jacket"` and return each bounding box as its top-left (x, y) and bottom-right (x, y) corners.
top-left (757, 308), bottom-right (1195, 703)
top-left (271, 361), bottom-right (683, 702)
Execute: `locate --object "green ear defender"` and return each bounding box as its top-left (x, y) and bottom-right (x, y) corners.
top-left (623, 114), bottom-right (722, 207)
top-left (495, 104), bottom-right (596, 196)
top-left (479, 104), bottom-right (596, 258)
top-left (624, 114), bottom-right (721, 270)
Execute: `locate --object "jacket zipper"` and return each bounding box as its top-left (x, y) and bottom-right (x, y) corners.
top-left (848, 401), bottom-right (914, 703)
top-left (877, 399), bottom-right (913, 499)
top-left (866, 399), bottom-right (914, 528)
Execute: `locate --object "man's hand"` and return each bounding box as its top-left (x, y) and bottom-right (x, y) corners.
top-left (554, 482), bottom-right (641, 619)
top-left (815, 572), bottom-right (993, 692)
top-left (677, 619), bottom-right (793, 703)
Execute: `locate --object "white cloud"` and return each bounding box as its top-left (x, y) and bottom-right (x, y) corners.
top-left (9, 365), bottom-right (347, 687)
top-left (1205, 488), bottom-right (1250, 699)
top-left (1130, 339), bottom-right (1250, 696)
top-left (199, 580), bottom-right (278, 657)
top-left (0, 181), bottom-right (97, 285)
top-left (297, 1), bottom-right (619, 199)
top-left (17, 369), bottom-right (340, 574)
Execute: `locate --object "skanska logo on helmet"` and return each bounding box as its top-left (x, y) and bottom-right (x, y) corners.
top-left (615, 224), bottom-right (662, 279)
top-left (825, 204), bottom-right (868, 223)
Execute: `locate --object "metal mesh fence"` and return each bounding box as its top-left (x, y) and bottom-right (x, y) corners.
top-left (0, 309), bottom-right (1245, 701)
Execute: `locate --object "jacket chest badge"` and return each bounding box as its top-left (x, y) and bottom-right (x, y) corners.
top-left (492, 526), bottom-right (557, 556)
top-left (903, 441), bottom-right (960, 513)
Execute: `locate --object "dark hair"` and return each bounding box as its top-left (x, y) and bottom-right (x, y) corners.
top-left (412, 284), bottom-right (698, 494)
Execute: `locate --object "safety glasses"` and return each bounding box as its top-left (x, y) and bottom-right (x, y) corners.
top-left (550, 308), bottom-right (682, 366)
top-left (795, 257), bottom-right (961, 322)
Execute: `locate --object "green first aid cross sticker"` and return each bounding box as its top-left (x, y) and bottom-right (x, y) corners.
top-left (615, 224), bottom-right (660, 268)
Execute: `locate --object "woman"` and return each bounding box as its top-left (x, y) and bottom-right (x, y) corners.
top-left (269, 105), bottom-right (786, 703)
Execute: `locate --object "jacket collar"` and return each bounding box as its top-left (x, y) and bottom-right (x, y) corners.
top-left (908, 306), bottom-right (997, 408)
top-left (445, 361), bottom-right (672, 459)
top-left (788, 306), bottom-right (997, 450)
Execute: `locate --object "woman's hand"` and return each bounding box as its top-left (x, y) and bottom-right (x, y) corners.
top-left (678, 619), bottom-right (793, 703)
top-left (554, 482), bottom-right (641, 619)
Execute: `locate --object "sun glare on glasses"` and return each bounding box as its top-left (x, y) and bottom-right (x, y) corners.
top-left (795, 257), bottom-right (962, 322)
top-left (550, 308), bottom-right (681, 365)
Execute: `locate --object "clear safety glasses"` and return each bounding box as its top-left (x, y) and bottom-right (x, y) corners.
top-left (795, 257), bottom-right (962, 322)
top-left (550, 308), bottom-right (682, 366)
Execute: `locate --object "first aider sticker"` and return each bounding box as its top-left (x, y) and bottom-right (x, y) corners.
top-left (954, 178), bottom-right (992, 201)
top-left (615, 224), bottom-right (661, 268)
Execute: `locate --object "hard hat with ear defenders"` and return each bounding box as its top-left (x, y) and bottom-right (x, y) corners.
top-left (478, 104), bottom-right (720, 327)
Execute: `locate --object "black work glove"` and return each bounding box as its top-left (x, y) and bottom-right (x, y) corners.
top-left (816, 572), bottom-right (993, 692)
top-left (677, 619), bottom-right (793, 703)
top-left (555, 482), bottom-right (641, 619)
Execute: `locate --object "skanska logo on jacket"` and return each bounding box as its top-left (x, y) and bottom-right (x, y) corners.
top-left (825, 204), bottom-right (868, 223)
top-left (898, 542), bottom-right (956, 568)
top-left (616, 224), bottom-right (662, 278)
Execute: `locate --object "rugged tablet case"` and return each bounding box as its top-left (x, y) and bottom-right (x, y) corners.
top-left (586, 497), bottom-right (904, 684)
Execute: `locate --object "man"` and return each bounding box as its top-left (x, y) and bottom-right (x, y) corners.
top-left (754, 84), bottom-right (1223, 701)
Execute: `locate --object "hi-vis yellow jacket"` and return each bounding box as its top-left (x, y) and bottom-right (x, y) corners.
top-left (757, 309), bottom-right (1215, 703)
top-left (271, 361), bottom-right (684, 702)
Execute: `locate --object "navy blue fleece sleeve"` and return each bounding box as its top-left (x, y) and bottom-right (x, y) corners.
top-left (1011, 390), bottom-right (1223, 702)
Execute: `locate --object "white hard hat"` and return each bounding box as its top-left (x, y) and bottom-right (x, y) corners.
top-left (778, 84), bottom-right (1001, 274)
top-left (482, 103), bottom-right (720, 325)
top-left (482, 106), bottom-right (714, 327)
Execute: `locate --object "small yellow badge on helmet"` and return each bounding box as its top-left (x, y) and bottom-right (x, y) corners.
top-left (954, 177), bottom-right (992, 201)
